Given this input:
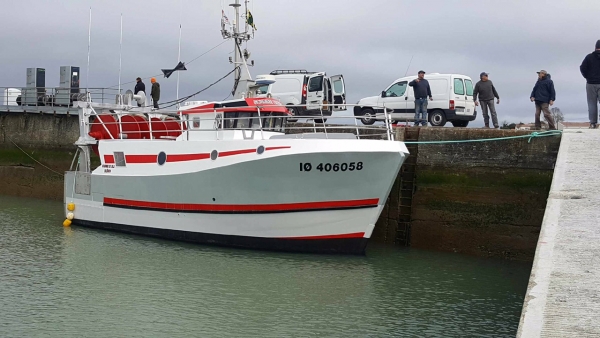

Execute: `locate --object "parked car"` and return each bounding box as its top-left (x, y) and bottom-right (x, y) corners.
top-left (354, 73), bottom-right (477, 127)
top-left (255, 70), bottom-right (346, 123)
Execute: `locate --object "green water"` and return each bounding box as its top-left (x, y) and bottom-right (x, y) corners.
top-left (0, 195), bottom-right (530, 337)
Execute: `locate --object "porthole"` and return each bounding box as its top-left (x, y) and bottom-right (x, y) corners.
top-left (211, 150), bottom-right (218, 160)
top-left (157, 151), bottom-right (167, 165)
top-left (257, 145), bottom-right (265, 155)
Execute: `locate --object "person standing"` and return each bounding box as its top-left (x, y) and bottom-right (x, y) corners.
top-left (134, 77), bottom-right (146, 107)
top-left (150, 78), bottom-right (160, 109)
top-left (409, 70), bottom-right (433, 127)
top-left (473, 72), bottom-right (500, 128)
top-left (579, 40), bottom-right (600, 129)
top-left (530, 70), bottom-right (556, 130)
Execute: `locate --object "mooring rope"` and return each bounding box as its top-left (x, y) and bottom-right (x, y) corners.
top-left (403, 130), bottom-right (562, 145)
top-left (8, 139), bottom-right (63, 176)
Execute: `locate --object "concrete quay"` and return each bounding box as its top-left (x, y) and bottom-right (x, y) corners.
top-left (518, 129), bottom-right (600, 337)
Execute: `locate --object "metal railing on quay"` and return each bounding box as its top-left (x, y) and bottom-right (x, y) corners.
top-left (0, 86), bottom-right (123, 113)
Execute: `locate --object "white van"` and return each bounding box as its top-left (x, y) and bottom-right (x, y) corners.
top-left (256, 70), bottom-right (346, 122)
top-left (354, 73), bottom-right (477, 127)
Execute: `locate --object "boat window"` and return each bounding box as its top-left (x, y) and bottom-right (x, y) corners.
top-left (273, 117), bottom-right (283, 132)
top-left (308, 76), bottom-right (323, 92)
top-left (250, 112), bottom-right (264, 129)
top-left (222, 112), bottom-right (236, 129)
top-left (256, 85), bottom-right (269, 95)
top-left (262, 113), bottom-right (275, 130)
top-left (114, 152), bottom-right (126, 167)
top-left (236, 112), bottom-right (251, 129)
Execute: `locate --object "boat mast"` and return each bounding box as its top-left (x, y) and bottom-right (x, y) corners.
top-left (223, 0), bottom-right (253, 99)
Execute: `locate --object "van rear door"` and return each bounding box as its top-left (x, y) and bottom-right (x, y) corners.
top-left (464, 78), bottom-right (475, 115)
top-left (330, 75), bottom-right (346, 111)
top-left (306, 72), bottom-right (325, 110)
top-left (452, 77), bottom-right (468, 115)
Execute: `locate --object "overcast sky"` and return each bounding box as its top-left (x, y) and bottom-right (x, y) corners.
top-left (1, 0), bottom-right (599, 126)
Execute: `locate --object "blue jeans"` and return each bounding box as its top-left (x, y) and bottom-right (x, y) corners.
top-left (414, 98), bottom-right (428, 126)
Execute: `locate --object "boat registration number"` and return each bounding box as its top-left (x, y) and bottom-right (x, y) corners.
top-left (299, 162), bottom-right (363, 172)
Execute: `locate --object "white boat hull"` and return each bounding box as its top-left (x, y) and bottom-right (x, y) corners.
top-left (65, 138), bottom-right (408, 254)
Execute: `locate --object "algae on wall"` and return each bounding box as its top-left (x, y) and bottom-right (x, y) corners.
top-left (373, 127), bottom-right (560, 261)
top-left (411, 168), bottom-right (553, 260)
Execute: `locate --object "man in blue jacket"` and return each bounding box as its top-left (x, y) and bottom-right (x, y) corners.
top-left (409, 70), bottom-right (433, 127)
top-left (579, 40), bottom-right (600, 129)
top-left (530, 70), bottom-right (556, 130)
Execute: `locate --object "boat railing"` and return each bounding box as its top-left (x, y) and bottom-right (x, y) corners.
top-left (84, 103), bottom-right (396, 141)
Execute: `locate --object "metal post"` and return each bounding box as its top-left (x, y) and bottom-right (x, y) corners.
top-left (354, 107), bottom-right (360, 139)
top-left (257, 106), bottom-right (264, 140)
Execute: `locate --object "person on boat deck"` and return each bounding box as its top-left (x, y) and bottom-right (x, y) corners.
top-left (150, 78), bottom-right (160, 109)
top-left (134, 77), bottom-right (146, 107)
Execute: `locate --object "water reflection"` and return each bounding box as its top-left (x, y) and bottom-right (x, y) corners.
top-left (0, 196), bottom-right (530, 337)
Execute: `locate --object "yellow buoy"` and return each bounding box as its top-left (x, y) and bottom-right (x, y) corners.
top-left (67, 212), bottom-right (74, 220)
top-left (67, 203), bottom-right (75, 211)
top-left (63, 219), bottom-right (72, 227)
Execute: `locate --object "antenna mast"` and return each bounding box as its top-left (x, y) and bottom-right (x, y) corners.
top-left (222, 0), bottom-right (254, 99)
top-left (176, 24), bottom-right (182, 108)
top-left (118, 13), bottom-right (123, 94)
top-left (86, 7), bottom-right (92, 92)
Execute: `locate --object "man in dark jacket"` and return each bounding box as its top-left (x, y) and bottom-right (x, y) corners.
top-left (530, 70), bottom-right (556, 130)
top-left (579, 40), bottom-right (600, 129)
top-left (134, 77), bottom-right (146, 107)
top-left (150, 77), bottom-right (160, 109)
top-left (408, 70), bottom-right (433, 127)
top-left (473, 72), bottom-right (500, 128)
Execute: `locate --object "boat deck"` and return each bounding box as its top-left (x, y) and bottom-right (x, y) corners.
top-left (518, 129), bottom-right (600, 337)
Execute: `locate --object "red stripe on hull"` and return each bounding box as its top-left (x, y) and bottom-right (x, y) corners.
top-left (103, 146), bottom-right (291, 164)
top-left (103, 197), bottom-right (379, 213)
top-left (220, 149), bottom-right (256, 157)
top-left (282, 232), bottom-right (366, 240)
top-left (126, 154), bottom-right (157, 163)
top-left (266, 146), bottom-right (291, 151)
top-left (167, 153), bottom-right (210, 162)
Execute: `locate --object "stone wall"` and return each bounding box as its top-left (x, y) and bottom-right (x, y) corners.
top-left (0, 113), bottom-right (84, 200)
top-left (372, 127), bottom-right (561, 261)
top-left (0, 113), bottom-right (79, 149)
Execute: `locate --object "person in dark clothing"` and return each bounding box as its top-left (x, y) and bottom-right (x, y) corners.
top-left (134, 77), bottom-right (146, 107)
top-left (409, 70), bottom-right (433, 127)
top-left (150, 77), bottom-right (160, 109)
top-left (473, 72), bottom-right (500, 128)
top-left (530, 70), bottom-right (556, 130)
top-left (579, 40), bottom-right (600, 129)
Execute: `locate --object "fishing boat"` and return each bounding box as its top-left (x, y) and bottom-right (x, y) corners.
top-left (63, 0), bottom-right (409, 254)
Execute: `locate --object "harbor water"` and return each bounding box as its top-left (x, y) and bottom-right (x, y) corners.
top-left (0, 195), bottom-right (530, 337)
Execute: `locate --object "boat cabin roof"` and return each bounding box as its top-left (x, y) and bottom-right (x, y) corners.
top-left (181, 97), bottom-right (290, 115)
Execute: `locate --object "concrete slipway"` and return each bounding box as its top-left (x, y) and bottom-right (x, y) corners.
top-left (518, 129), bottom-right (600, 337)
